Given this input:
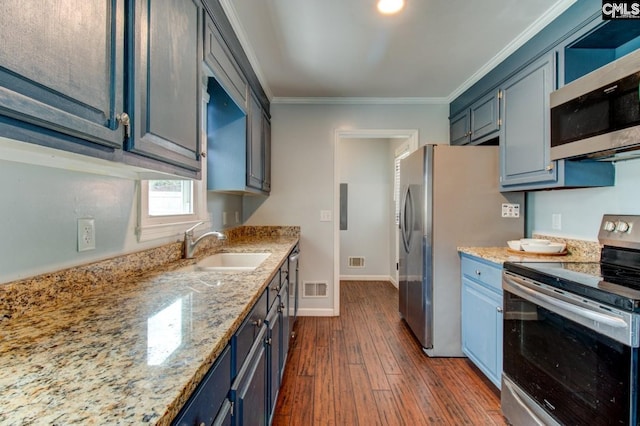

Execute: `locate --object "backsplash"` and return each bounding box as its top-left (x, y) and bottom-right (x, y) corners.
top-left (533, 234), bottom-right (600, 260)
top-left (0, 226), bottom-right (300, 321)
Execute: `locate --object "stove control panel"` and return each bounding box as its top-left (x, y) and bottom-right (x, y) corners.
top-left (599, 214), bottom-right (639, 249)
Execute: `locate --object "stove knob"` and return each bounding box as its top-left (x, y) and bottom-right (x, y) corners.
top-left (615, 220), bottom-right (630, 233)
top-left (603, 221), bottom-right (616, 232)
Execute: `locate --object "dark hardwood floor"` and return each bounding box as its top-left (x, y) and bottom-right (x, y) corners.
top-left (273, 280), bottom-right (507, 426)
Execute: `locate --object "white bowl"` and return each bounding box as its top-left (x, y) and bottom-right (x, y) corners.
top-left (520, 238), bottom-right (550, 246)
top-left (507, 240), bottom-right (521, 251)
top-left (521, 242), bottom-right (565, 254)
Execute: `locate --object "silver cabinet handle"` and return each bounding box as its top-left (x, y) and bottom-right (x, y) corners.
top-left (252, 319), bottom-right (263, 328)
top-left (496, 307), bottom-right (503, 313)
top-left (475, 269), bottom-right (481, 276)
top-left (116, 112), bottom-right (130, 138)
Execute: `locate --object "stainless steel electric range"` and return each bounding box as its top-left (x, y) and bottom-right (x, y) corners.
top-left (502, 214), bottom-right (640, 426)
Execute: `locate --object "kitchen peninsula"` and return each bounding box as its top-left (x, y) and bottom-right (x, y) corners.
top-left (0, 226), bottom-right (299, 425)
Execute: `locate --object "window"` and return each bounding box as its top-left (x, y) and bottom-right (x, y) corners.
top-left (138, 177), bottom-right (208, 241)
top-left (394, 144), bottom-right (411, 225)
top-left (148, 180), bottom-right (193, 216)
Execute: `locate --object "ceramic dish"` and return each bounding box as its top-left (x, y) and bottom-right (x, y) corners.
top-left (520, 238), bottom-right (550, 246)
top-left (521, 242), bottom-right (566, 254)
top-left (507, 240), bottom-right (521, 251)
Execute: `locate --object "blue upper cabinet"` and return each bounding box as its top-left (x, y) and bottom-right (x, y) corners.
top-left (0, 1), bottom-right (125, 155)
top-left (449, 90), bottom-right (500, 145)
top-left (450, 0), bottom-right (621, 192)
top-left (449, 109), bottom-right (471, 146)
top-left (0, 0), bottom-right (203, 178)
top-left (124, 0), bottom-right (202, 174)
top-left (499, 53), bottom-right (556, 188)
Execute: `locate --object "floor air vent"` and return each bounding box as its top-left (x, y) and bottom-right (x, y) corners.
top-left (348, 256), bottom-right (365, 268)
top-left (303, 281), bottom-right (328, 298)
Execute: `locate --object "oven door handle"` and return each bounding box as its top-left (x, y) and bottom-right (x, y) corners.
top-left (503, 272), bottom-right (638, 347)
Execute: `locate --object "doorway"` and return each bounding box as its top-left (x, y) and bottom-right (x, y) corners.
top-left (333, 129), bottom-right (418, 315)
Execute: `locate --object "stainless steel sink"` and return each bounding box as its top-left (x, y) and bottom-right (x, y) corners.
top-left (179, 252), bottom-right (271, 272)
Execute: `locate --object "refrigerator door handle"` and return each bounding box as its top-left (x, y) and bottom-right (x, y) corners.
top-left (400, 186), bottom-right (413, 253)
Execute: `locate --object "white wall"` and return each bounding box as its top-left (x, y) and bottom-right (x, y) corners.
top-left (0, 157), bottom-right (242, 284)
top-left (0, 159), bottom-right (143, 283)
top-left (338, 138), bottom-right (392, 279)
top-left (244, 102), bottom-right (449, 314)
top-left (527, 158), bottom-right (640, 240)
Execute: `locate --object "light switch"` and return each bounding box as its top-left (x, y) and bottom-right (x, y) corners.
top-left (320, 210), bottom-right (332, 222)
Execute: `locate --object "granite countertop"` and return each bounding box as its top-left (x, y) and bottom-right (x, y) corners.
top-left (0, 229), bottom-right (299, 425)
top-left (458, 235), bottom-right (600, 264)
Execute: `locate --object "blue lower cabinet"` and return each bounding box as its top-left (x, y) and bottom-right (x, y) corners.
top-left (460, 254), bottom-right (503, 388)
top-left (266, 303), bottom-right (282, 423)
top-left (278, 283), bottom-right (290, 380)
top-left (172, 345), bottom-right (232, 426)
top-left (231, 326), bottom-right (268, 426)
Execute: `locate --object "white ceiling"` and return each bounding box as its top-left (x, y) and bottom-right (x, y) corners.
top-left (221, 0), bottom-right (576, 102)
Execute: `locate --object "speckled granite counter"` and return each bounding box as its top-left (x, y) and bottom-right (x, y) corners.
top-left (458, 235), bottom-right (600, 264)
top-left (0, 226), bottom-right (299, 425)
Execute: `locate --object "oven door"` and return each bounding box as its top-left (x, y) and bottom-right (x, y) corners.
top-left (502, 271), bottom-right (639, 426)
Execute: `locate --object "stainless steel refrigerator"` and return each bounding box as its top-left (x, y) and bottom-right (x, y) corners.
top-left (398, 145), bottom-right (524, 357)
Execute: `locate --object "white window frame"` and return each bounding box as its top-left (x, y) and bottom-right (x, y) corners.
top-left (137, 87), bottom-right (211, 242)
top-left (394, 141), bottom-right (412, 225)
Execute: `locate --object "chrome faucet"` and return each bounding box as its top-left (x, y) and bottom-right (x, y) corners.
top-left (183, 221), bottom-right (226, 259)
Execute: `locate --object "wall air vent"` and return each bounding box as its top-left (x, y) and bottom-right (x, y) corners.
top-left (348, 256), bottom-right (365, 268)
top-left (303, 281), bottom-right (328, 298)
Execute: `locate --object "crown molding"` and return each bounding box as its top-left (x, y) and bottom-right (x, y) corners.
top-left (218, 0), bottom-right (274, 100)
top-left (219, 0), bottom-right (576, 105)
top-left (446, 0), bottom-right (576, 102)
top-left (271, 97), bottom-right (448, 105)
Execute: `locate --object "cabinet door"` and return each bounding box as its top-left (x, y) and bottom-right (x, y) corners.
top-left (470, 91), bottom-right (500, 142)
top-left (262, 114), bottom-right (271, 192)
top-left (461, 276), bottom-right (502, 388)
top-left (0, 1), bottom-right (124, 150)
top-left (266, 305), bottom-right (282, 422)
top-left (233, 327), bottom-right (268, 426)
top-left (173, 345), bottom-right (232, 426)
top-left (247, 92), bottom-right (263, 190)
top-left (126, 0), bottom-right (201, 172)
top-left (204, 12), bottom-right (248, 111)
top-left (449, 110), bottom-right (470, 145)
top-left (279, 281), bottom-right (290, 376)
top-left (499, 52), bottom-right (556, 189)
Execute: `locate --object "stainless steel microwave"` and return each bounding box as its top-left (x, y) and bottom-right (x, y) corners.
top-left (550, 49), bottom-right (640, 161)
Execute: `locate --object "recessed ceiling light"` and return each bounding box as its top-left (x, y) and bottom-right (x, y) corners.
top-left (377, 0), bottom-right (405, 15)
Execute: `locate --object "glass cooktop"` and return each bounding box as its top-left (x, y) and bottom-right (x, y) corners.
top-left (504, 261), bottom-right (640, 313)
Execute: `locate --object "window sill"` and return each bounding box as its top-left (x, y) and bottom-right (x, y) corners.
top-left (137, 219), bottom-right (210, 242)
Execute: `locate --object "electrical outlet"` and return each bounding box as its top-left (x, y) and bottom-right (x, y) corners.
top-left (501, 203), bottom-right (520, 218)
top-left (320, 210), bottom-right (332, 222)
top-left (552, 213), bottom-right (562, 230)
top-left (235, 211), bottom-right (240, 223)
top-left (77, 218), bottom-right (95, 251)
top-left (222, 211), bottom-right (228, 226)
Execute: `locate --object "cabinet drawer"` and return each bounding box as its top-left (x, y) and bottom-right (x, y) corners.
top-left (460, 255), bottom-right (502, 293)
top-left (173, 345), bottom-right (231, 426)
top-left (267, 274), bottom-right (281, 311)
top-left (233, 290), bottom-right (267, 376)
